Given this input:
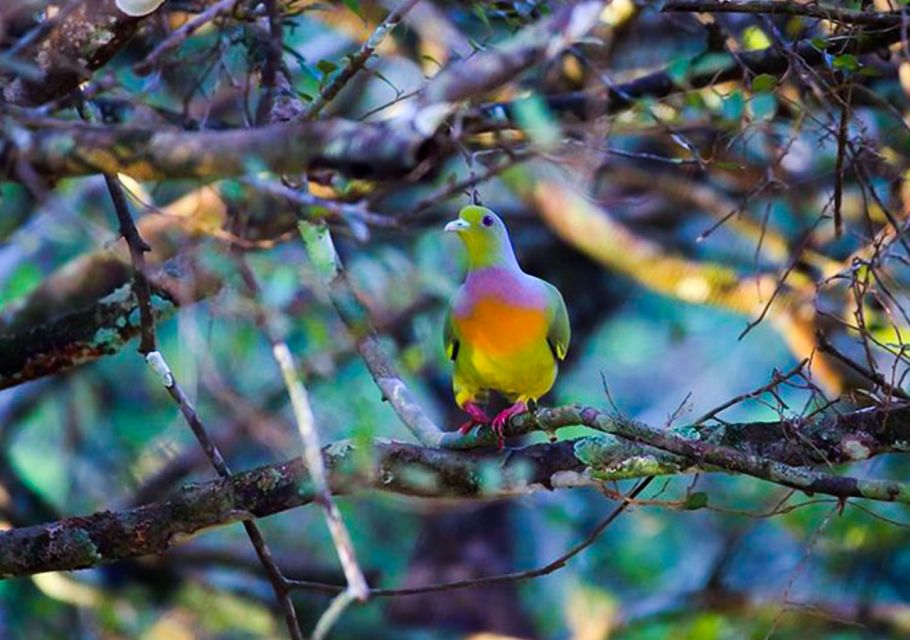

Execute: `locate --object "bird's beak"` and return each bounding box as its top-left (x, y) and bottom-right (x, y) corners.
top-left (444, 219), bottom-right (470, 233)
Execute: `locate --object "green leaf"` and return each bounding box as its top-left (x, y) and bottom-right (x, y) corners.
top-left (721, 90), bottom-right (744, 121)
top-left (298, 61), bottom-right (319, 80)
top-left (689, 53), bottom-right (733, 78)
top-left (811, 36), bottom-right (828, 50)
top-left (512, 93), bottom-right (560, 149)
top-left (751, 73), bottom-right (777, 93)
top-left (0, 261), bottom-right (41, 302)
top-left (742, 25), bottom-right (771, 51)
top-left (684, 492), bottom-right (709, 510)
top-left (667, 57), bottom-right (690, 84)
top-left (749, 93), bottom-right (777, 120)
top-left (299, 222), bottom-right (340, 280)
top-left (833, 54), bottom-right (860, 72)
top-left (472, 2), bottom-right (492, 32)
top-left (342, 0), bottom-right (365, 22)
top-left (316, 59), bottom-right (338, 76)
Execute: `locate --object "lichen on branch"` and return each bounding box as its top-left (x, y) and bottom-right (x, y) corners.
top-left (1, 403), bottom-right (908, 578)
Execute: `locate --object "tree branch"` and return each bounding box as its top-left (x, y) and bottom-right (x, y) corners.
top-left (2, 0), bottom-right (165, 106)
top-left (476, 26), bottom-right (905, 124)
top-left (420, 0), bottom-right (606, 105)
top-left (662, 0), bottom-right (906, 28)
top-left (1, 118), bottom-right (437, 182)
top-left (299, 222), bottom-right (447, 446)
top-left (133, 0), bottom-right (243, 76)
top-left (302, 0), bottom-right (422, 120)
top-left (0, 257), bottom-right (218, 390)
top-left (2, 403), bottom-right (909, 578)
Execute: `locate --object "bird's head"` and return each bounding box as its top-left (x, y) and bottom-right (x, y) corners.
top-left (444, 205), bottom-right (517, 270)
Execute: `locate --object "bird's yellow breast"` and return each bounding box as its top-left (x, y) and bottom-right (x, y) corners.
top-left (451, 296), bottom-right (556, 403)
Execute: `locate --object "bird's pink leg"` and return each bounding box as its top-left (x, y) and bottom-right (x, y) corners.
top-left (458, 402), bottom-right (491, 435)
top-left (490, 401), bottom-right (528, 449)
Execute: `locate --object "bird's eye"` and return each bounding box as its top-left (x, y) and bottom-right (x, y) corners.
top-left (482, 215), bottom-right (494, 227)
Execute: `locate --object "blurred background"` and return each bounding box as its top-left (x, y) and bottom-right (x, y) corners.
top-left (2, 0), bottom-right (910, 638)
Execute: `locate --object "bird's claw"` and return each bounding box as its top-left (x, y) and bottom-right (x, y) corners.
top-left (458, 402), bottom-right (491, 435)
top-left (458, 420), bottom-right (478, 435)
top-left (490, 402), bottom-right (528, 450)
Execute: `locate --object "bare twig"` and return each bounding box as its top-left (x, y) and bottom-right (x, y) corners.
top-left (134, 0), bottom-right (244, 75)
top-left (694, 360), bottom-right (808, 425)
top-left (273, 339), bottom-right (370, 604)
top-left (291, 476), bottom-right (654, 596)
top-left (147, 353), bottom-right (305, 640)
top-left (662, 0), bottom-right (906, 28)
top-left (298, 222), bottom-right (446, 446)
top-left (100, 176), bottom-right (305, 639)
top-left (313, 591), bottom-right (357, 640)
top-left (102, 175), bottom-right (156, 355)
top-left (816, 334), bottom-right (910, 401)
top-left (302, 0), bottom-right (422, 120)
top-left (832, 82), bottom-right (853, 238)
top-left (244, 176), bottom-right (398, 232)
top-left (229, 250), bottom-right (368, 636)
top-left (403, 150), bottom-right (530, 219)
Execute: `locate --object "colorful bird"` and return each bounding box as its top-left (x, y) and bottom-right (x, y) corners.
top-left (443, 205), bottom-right (571, 447)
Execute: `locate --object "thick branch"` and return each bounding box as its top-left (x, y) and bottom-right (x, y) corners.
top-left (0, 258), bottom-right (218, 390)
top-left (1, 119), bottom-right (436, 182)
top-left (421, 0), bottom-right (605, 105)
top-left (662, 0), bottom-right (905, 28)
top-left (2, 404), bottom-right (909, 578)
top-left (2, 0), bottom-right (163, 106)
top-left (478, 27), bottom-right (904, 123)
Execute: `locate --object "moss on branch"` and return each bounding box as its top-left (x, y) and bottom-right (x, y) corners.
top-left (0, 258), bottom-right (218, 390)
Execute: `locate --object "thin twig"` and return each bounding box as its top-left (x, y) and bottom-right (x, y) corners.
top-left (134, 0), bottom-right (243, 75)
top-left (402, 150), bottom-right (529, 219)
top-left (244, 176), bottom-right (398, 232)
top-left (816, 334), bottom-right (910, 401)
top-left (694, 360), bottom-right (808, 425)
top-left (147, 354), bottom-right (305, 640)
top-left (102, 174), bottom-right (156, 355)
top-left (100, 170), bottom-right (304, 639)
top-left (298, 222), bottom-right (446, 446)
top-left (738, 219), bottom-right (824, 340)
top-left (832, 81), bottom-right (852, 238)
top-left (313, 591), bottom-right (357, 640)
top-left (273, 342), bottom-right (369, 598)
top-left (302, 0), bottom-right (422, 120)
top-left (232, 254), bottom-right (369, 618)
top-left (289, 476), bottom-right (653, 595)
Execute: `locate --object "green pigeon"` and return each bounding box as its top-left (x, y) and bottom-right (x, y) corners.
top-left (444, 205), bottom-right (571, 446)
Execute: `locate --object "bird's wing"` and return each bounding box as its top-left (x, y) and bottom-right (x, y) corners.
top-left (443, 305), bottom-right (460, 361)
top-left (544, 282), bottom-right (570, 361)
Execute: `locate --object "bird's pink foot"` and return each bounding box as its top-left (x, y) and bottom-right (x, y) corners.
top-left (490, 402), bottom-right (528, 449)
top-left (458, 402), bottom-right (491, 435)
